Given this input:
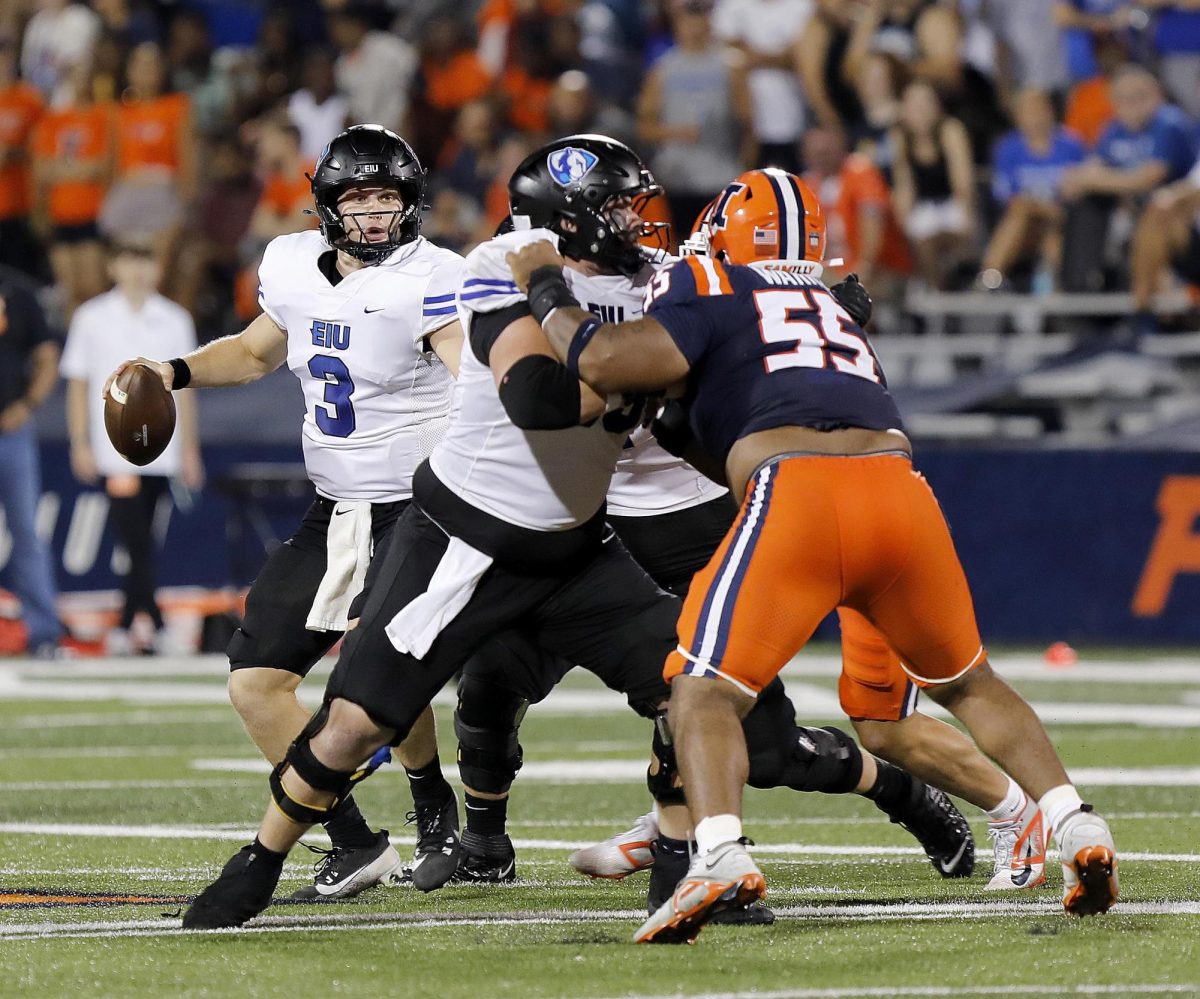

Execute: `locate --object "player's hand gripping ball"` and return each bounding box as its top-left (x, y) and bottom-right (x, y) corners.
top-left (103, 361), bottom-right (176, 466)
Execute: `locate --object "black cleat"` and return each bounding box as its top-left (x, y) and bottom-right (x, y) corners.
top-left (289, 830), bottom-right (401, 901)
top-left (183, 843), bottom-right (283, 929)
top-left (647, 837), bottom-right (776, 926)
top-left (405, 790), bottom-right (462, 892)
top-left (888, 781), bottom-right (976, 878)
top-left (709, 899), bottom-right (777, 925)
top-left (452, 829), bottom-right (517, 883)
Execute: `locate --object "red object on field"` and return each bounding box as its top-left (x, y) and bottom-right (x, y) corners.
top-left (1044, 641), bottom-right (1078, 668)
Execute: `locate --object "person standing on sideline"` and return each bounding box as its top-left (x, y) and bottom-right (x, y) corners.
top-left (61, 240), bottom-right (203, 654)
top-left (0, 268), bottom-right (63, 657)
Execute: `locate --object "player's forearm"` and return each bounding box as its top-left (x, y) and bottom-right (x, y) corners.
top-left (180, 334), bottom-right (272, 387)
top-left (543, 306), bottom-right (679, 395)
top-left (181, 314), bottom-right (286, 387)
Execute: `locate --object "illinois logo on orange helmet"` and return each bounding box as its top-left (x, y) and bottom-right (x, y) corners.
top-left (706, 168), bottom-right (827, 269)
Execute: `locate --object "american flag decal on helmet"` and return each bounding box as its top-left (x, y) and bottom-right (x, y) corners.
top-left (754, 228), bottom-right (777, 245)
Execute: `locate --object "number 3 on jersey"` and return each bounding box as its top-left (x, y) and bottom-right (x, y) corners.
top-left (308, 354), bottom-right (356, 437)
top-left (754, 288), bottom-right (881, 382)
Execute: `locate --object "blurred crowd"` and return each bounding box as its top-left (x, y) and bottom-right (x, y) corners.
top-left (2, 0), bottom-right (1200, 325)
top-left (4, 0), bottom-right (1200, 656)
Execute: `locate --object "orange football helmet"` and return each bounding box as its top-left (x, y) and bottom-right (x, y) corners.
top-left (706, 168), bottom-right (826, 269)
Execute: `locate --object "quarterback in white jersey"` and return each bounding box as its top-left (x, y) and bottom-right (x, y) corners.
top-left (109, 126), bottom-right (467, 902)
top-left (181, 135), bottom-right (689, 929)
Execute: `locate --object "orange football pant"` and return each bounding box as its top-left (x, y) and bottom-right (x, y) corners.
top-left (665, 454), bottom-right (986, 702)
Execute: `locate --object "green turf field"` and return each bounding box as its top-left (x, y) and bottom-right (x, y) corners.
top-left (1, 649), bottom-right (1197, 998)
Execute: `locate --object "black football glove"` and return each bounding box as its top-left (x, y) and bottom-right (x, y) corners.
top-left (649, 398), bottom-right (693, 458)
top-left (829, 273), bottom-right (872, 327)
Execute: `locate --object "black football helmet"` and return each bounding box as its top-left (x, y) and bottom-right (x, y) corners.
top-left (508, 134), bottom-right (665, 275)
top-left (309, 124), bottom-right (426, 263)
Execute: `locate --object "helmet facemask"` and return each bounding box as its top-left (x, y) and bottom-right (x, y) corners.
top-left (314, 180), bottom-right (423, 264)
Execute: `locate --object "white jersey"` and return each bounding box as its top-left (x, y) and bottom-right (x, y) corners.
top-left (431, 228), bottom-right (725, 529)
top-left (431, 228), bottom-right (639, 531)
top-left (607, 425), bottom-right (727, 518)
top-left (600, 251), bottom-right (728, 519)
top-left (258, 230), bottom-right (463, 503)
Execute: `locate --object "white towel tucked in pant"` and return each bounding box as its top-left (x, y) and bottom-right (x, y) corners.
top-left (384, 536), bottom-right (494, 658)
top-left (305, 500), bottom-right (373, 632)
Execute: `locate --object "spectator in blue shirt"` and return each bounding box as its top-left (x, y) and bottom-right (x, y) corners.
top-left (979, 89), bottom-right (1087, 290)
top-left (1060, 63), bottom-right (1196, 291)
top-left (1149, 1), bottom-right (1200, 117)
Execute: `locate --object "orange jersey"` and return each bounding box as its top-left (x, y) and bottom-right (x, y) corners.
top-left (32, 103), bottom-right (114, 225)
top-left (807, 155), bottom-right (911, 275)
top-left (259, 169), bottom-right (312, 223)
top-left (115, 92), bottom-right (189, 175)
top-left (502, 67), bottom-right (551, 133)
top-left (424, 51), bottom-right (492, 111)
top-left (0, 83), bottom-right (45, 219)
top-left (665, 454), bottom-right (985, 696)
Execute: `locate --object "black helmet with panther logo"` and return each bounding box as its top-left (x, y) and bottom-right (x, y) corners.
top-left (309, 124), bottom-right (426, 263)
top-left (507, 134), bottom-right (665, 275)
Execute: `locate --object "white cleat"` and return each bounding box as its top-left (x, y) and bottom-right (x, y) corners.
top-left (984, 793), bottom-right (1047, 891)
top-left (1057, 804), bottom-right (1119, 916)
top-left (569, 810), bottom-right (659, 879)
top-left (633, 839), bottom-right (766, 945)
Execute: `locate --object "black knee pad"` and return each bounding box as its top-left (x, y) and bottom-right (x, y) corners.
top-left (761, 724), bottom-right (864, 795)
top-left (647, 711), bottom-right (687, 806)
top-left (269, 703), bottom-right (367, 825)
top-left (744, 678), bottom-right (799, 789)
top-left (454, 675), bottom-right (527, 794)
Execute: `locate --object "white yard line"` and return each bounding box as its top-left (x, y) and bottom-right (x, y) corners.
top-left (3, 670), bottom-right (1198, 726)
top-left (1, 901), bottom-right (1198, 943)
top-left (0, 821), bottom-right (1195, 863)
top-left (190, 758), bottom-right (1200, 787)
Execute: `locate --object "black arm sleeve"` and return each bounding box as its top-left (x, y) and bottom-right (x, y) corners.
top-left (498, 354), bottom-right (582, 430)
top-left (468, 302), bottom-right (532, 365)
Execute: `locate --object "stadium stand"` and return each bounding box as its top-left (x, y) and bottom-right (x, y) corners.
top-left (4, 0), bottom-right (1200, 649)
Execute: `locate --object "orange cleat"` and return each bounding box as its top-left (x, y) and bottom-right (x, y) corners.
top-left (1058, 806), bottom-right (1119, 916)
top-left (633, 840), bottom-right (765, 944)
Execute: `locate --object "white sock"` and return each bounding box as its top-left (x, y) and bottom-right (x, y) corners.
top-left (694, 814), bottom-right (742, 857)
top-left (1038, 784), bottom-right (1084, 842)
top-left (984, 777), bottom-right (1026, 823)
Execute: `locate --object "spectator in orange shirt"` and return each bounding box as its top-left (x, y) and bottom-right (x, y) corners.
top-left (0, 32), bottom-right (47, 280)
top-left (1063, 36), bottom-right (1124, 148)
top-left (100, 42), bottom-right (196, 292)
top-left (802, 124), bottom-right (911, 298)
top-left (31, 60), bottom-right (113, 317)
top-left (411, 15), bottom-right (492, 165)
top-left (248, 119), bottom-right (314, 242)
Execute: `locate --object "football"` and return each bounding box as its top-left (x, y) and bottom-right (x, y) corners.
top-left (103, 362), bottom-right (176, 467)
